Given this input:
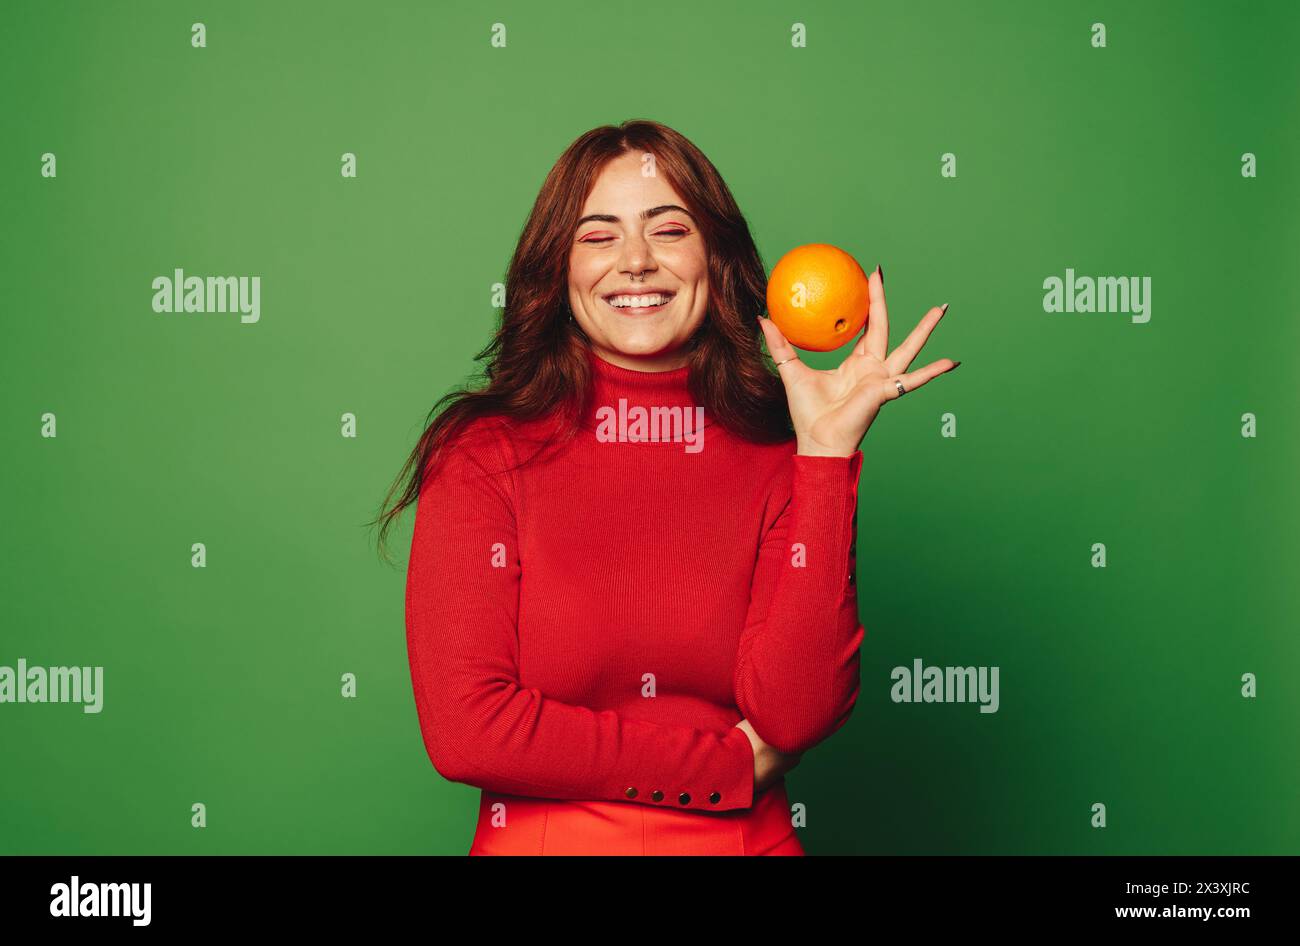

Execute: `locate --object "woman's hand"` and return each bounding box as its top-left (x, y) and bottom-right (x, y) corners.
top-left (734, 718), bottom-right (803, 794)
top-left (757, 266), bottom-right (959, 458)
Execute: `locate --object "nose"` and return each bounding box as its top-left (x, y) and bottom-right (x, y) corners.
top-left (617, 232), bottom-right (657, 278)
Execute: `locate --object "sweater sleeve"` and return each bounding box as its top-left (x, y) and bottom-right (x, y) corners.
top-left (404, 417), bottom-right (757, 812)
top-left (733, 449), bottom-right (866, 755)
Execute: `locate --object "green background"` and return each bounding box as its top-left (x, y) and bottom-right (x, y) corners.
top-left (2, 0), bottom-right (1296, 855)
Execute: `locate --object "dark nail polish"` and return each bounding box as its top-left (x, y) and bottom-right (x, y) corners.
top-left (952, 360), bottom-right (962, 369)
top-left (877, 264), bottom-right (884, 286)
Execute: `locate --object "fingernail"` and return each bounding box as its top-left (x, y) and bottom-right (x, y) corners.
top-left (876, 264), bottom-right (884, 286)
top-left (940, 303), bottom-right (949, 315)
top-left (952, 360), bottom-right (961, 369)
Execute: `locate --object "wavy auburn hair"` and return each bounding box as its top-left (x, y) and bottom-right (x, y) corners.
top-left (369, 118), bottom-right (793, 564)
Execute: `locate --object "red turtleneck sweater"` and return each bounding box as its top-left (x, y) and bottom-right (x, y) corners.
top-left (405, 347), bottom-right (865, 813)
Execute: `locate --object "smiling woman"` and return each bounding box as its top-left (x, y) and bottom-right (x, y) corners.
top-left (568, 163), bottom-right (710, 369)
top-left (371, 118), bottom-right (956, 856)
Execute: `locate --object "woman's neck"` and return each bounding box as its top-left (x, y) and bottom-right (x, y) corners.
top-left (586, 343), bottom-right (689, 373)
top-left (582, 345), bottom-right (712, 432)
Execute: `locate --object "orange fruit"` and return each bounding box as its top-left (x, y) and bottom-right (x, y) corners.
top-left (765, 243), bottom-right (871, 351)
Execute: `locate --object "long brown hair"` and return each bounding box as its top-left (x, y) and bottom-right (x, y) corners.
top-left (369, 119), bottom-right (793, 565)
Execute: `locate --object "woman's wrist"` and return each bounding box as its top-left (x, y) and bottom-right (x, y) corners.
top-left (795, 439), bottom-right (857, 459)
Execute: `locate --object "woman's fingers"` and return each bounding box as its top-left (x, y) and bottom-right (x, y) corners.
top-left (876, 357), bottom-right (959, 402)
top-left (757, 315), bottom-right (807, 376)
top-left (884, 303), bottom-right (949, 376)
top-left (857, 265), bottom-right (889, 362)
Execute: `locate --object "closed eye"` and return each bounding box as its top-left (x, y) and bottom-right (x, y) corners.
top-left (579, 228), bottom-right (689, 244)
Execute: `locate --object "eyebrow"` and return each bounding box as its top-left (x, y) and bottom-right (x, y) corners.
top-left (575, 204), bottom-right (694, 227)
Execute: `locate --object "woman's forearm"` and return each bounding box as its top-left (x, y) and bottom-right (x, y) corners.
top-left (733, 450), bottom-right (866, 755)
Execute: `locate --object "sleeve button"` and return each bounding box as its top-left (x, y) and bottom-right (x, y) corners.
top-left (624, 786), bottom-right (638, 799)
top-left (651, 790), bottom-right (664, 802)
top-left (708, 792), bottom-right (721, 804)
top-left (678, 792), bottom-right (691, 805)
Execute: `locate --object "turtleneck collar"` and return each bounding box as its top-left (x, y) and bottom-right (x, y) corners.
top-left (582, 345), bottom-right (714, 434)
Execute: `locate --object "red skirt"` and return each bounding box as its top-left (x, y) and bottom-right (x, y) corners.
top-left (468, 780), bottom-right (803, 856)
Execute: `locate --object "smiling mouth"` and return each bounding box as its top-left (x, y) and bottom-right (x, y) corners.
top-left (601, 290), bottom-right (676, 314)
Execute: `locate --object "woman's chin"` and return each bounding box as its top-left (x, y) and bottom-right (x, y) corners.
top-left (600, 326), bottom-right (677, 353)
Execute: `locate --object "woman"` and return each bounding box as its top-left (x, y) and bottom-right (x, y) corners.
top-left (373, 119), bottom-right (957, 855)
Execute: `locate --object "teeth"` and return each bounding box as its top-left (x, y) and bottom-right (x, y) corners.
top-left (607, 294), bottom-right (671, 308)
